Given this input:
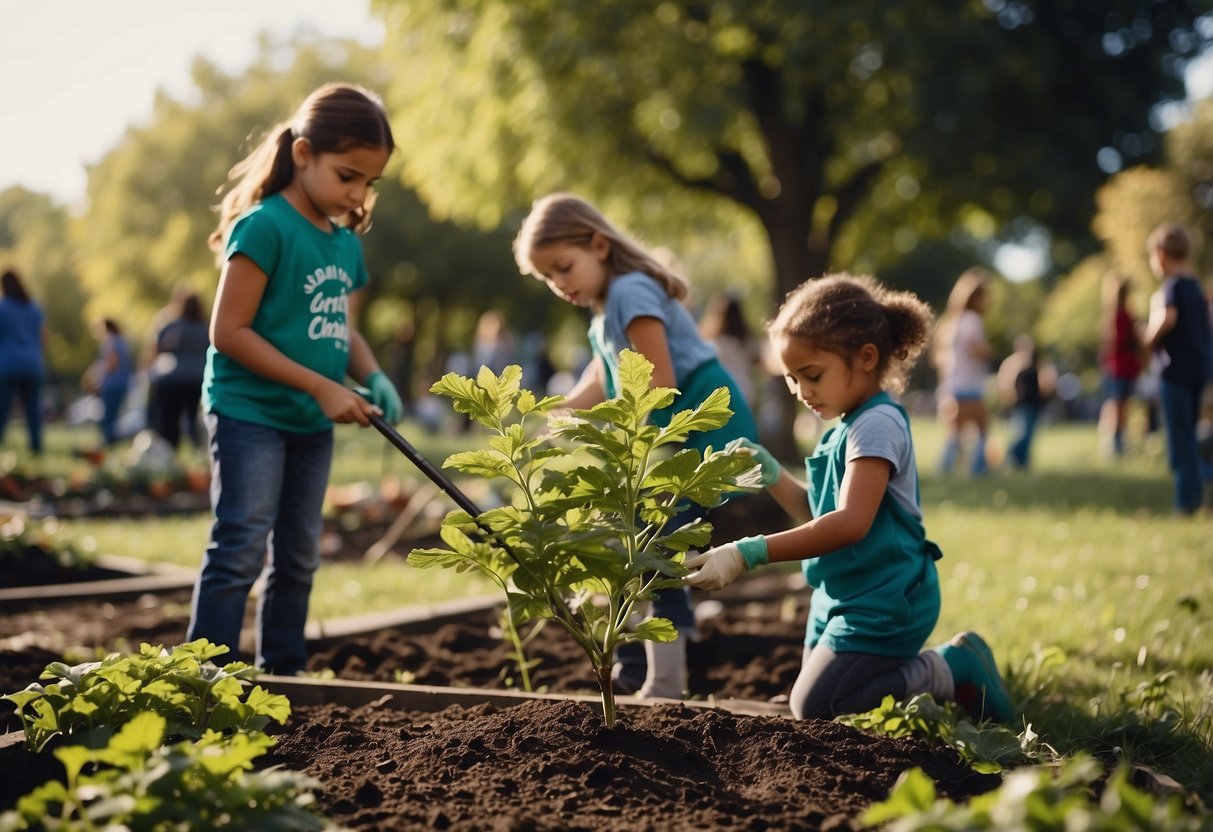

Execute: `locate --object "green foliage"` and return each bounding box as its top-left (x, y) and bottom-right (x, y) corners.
top-left (3, 640), bottom-right (290, 753)
top-left (376, 0), bottom-right (1207, 299)
top-left (839, 694), bottom-right (1036, 774)
top-left (410, 351), bottom-right (761, 725)
top-left (0, 515), bottom-right (94, 570)
top-left (0, 711), bottom-right (334, 832)
top-left (861, 755), bottom-right (1213, 831)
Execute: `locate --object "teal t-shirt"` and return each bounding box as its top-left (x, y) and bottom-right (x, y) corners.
top-left (202, 194), bottom-right (369, 433)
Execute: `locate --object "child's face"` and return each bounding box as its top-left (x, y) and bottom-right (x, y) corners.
top-left (773, 333), bottom-right (880, 421)
top-left (1148, 246), bottom-right (1166, 279)
top-left (528, 236), bottom-right (611, 310)
top-left (293, 141), bottom-right (390, 224)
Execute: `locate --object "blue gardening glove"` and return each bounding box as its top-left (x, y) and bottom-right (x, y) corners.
top-left (730, 438), bottom-right (781, 487)
top-left (683, 536), bottom-right (768, 590)
top-left (364, 370), bottom-right (403, 424)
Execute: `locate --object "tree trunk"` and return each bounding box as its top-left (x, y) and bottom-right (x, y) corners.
top-left (756, 204), bottom-right (829, 461)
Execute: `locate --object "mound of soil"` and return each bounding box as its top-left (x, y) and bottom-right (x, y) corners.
top-left (262, 697), bottom-right (998, 831)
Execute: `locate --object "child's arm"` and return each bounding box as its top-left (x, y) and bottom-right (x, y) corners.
top-left (685, 457), bottom-right (890, 590)
top-left (625, 316), bottom-right (677, 389)
top-left (766, 471), bottom-right (813, 524)
top-left (559, 356), bottom-right (607, 410)
top-left (211, 254), bottom-right (377, 426)
top-left (764, 457), bottom-right (889, 562)
top-left (1143, 289), bottom-right (1175, 351)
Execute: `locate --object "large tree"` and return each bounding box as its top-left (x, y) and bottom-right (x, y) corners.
top-left (72, 33), bottom-right (548, 375)
top-left (375, 0), bottom-right (1210, 306)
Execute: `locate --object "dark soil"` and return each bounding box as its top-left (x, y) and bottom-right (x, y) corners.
top-left (0, 491), bottom-right (1005, 828)
top-left (259, 698), bottom-right (998, 831)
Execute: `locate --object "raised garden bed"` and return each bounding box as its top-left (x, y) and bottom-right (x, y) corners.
top-left (0, 657), bottom-right (1000, 831)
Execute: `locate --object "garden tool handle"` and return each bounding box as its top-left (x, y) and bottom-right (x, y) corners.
top-left (365, 408), bottom-right (527, 572)
top-left (367, 412), bottom-right (485, 518)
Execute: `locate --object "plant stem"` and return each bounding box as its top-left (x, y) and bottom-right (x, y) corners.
top-left (595, 664), bottom-right (617, 729)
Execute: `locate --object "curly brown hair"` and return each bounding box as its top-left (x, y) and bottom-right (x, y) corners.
top-left (768, 273), bottom-right (934, 394)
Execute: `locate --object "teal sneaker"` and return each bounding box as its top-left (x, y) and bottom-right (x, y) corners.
top-left (935, 632), bottom-right (1014, 724)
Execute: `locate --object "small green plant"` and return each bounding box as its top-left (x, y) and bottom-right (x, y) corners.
top-left (839, 693), bottom-right (1041, 773)
top-left (495, 608), bottom-right (546, 692)
top-left (862, 755), bottom-right (1212, 831)
top-left (409, 351), bottom-right (761, 726)
top-left (0, 711), bottom-right (336, 832)
top-left (3, 639), bottom-right (290, 752)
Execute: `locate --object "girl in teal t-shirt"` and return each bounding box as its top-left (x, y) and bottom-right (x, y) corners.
top-left (187, 83), bottom-right (404, 675)
top-left (685, 274), bottom-right (1014, 724)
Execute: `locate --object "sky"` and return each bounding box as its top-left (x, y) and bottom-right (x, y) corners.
top-left (1, 0), bottom-right (384, 206)
top-left (2, 1), bottom-right (1211, 271)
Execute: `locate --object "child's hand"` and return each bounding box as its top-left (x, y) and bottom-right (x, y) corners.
top-left (316, 380), bottom-right (377, 426)
top-left (364, 370), bottom-right (404, 423)
top-left (727, 438), bottom-right (781, 486)
top-left (683, 536), bottom-right (769, 590)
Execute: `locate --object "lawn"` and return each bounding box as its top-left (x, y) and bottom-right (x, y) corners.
top-left (5, 410), bottom-right (1212, 799)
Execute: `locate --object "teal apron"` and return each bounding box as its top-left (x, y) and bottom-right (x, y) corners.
top-left (592, 331), bottom-right (758, 454)
top-left (802, 392), bottom-right (941, 657)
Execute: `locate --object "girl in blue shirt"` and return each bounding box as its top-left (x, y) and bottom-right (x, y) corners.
top-left (686, 273), bottom-right (1013, 723)
top-left (514, 193), bottom-right (759, 699)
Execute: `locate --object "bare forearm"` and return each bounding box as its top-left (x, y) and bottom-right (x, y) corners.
top-left (213, 326), bottom-right (330, 398)
top-left (767, 473), bottom-right (813, 523)
top-left (347, 331), bottom-right (381, 384)
top-left (764, 509), bottom-right (870, 564)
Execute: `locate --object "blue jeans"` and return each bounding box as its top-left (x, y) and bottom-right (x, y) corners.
top-left (1006, 406), bottom-right (1039, 469)
top-left (98, 377), bottom-right (129, 445)
top-left (188, 412), bottom-right (333, 673)
top-left (1159, 380), bottom-right (1203, 514)
top-left (0, 372), bottom-right (43, 453)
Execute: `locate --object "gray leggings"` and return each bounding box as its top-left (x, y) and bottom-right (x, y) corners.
top-left (790, 644), bottom-right (910, 720)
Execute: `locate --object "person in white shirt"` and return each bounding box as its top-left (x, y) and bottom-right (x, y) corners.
top-left (932, 268), bottom-right (994, 476)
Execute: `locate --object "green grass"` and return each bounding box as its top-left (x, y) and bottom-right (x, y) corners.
top-left (7, 415), bottom-right (1213, 800)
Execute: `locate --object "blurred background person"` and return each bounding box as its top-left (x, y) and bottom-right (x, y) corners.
top-left (85, 318), bottom-right (134, 447)
top-left (933, 268), bottom-right (994, 476)
top-left (997, 334), bottom-right (1055, 470)
top-left (1097, 274), bottom-right (1143, 457)
top-left (147, 290), bottom-right (210, 449)
top-left (0, 269), bottom-right (47, 455)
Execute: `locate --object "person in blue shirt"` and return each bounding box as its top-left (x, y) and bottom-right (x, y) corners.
top-left (685, 273), bottom-right (1014, 724)
top-left (1143, 222), bottom-right (1212, 516)
top-left (86, 318), bottom-right (134, 446)
top-left (513, 192), bottom-right (759, 699)
top-left (0, 269), bottom-right (46, 454)
top-left (187, 83), bottom-right (403, 675)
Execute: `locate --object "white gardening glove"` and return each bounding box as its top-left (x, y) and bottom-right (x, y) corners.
top-left (726, 438), bottom-right (781, 486)
top-left (683, 536), bottom-right (769, 590)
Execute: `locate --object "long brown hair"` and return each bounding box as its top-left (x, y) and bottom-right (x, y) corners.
top-left (209, 83), bottom-right (394, 257)
top-left (513, 193), bottom-right (690, 301)
top-left (932, 267), bottom-right (989, 368)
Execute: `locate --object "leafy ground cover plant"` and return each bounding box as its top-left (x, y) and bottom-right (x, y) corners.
top-left (3, 639), bottom-right (290, 752)
top-left (838, 693), bottom-right (1040, 774)
top-left (410, 351), bottom-right (761, 726)
top-left (0, 711), bottom-right (335, 832)
top-left (863, 755), bottom-right (1212, 831)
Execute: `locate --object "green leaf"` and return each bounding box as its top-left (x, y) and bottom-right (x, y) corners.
top-left (628, 617), bottom-right (678, 643)
top-left (444, 449), bottom-right (517, 480)
top-left (861, 768), bottom-right (940, 825)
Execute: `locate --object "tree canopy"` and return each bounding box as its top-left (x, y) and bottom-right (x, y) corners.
top-left (376, 0), bottom-right (1211, 309)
